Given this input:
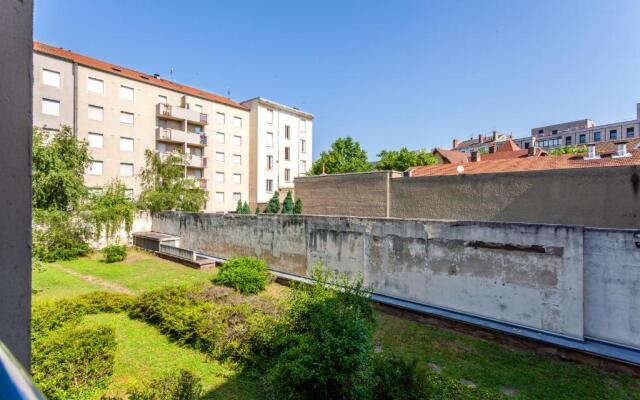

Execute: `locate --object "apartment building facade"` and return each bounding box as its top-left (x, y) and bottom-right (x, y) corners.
top-left (241, 98), bottom-right (313, 206)
top-left (32, 42), bottom-right (250, 212)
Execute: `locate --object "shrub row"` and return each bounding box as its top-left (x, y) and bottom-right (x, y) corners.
top-left (213, 256), bottom-right (269, 294)
top-left (101, 369), bottom-right (202, 400)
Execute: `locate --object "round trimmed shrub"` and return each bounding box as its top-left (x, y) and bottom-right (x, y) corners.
top-left (213, 257), bottom-right (269, 294)
top-left (102, 244), bottom-right (127, 263)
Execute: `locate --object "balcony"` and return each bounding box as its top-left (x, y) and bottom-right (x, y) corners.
top-left (156, 103), bottom-right (208, 125)
top-left (156, 127), bottom-right (207, 147)
top-left (187, 155), bottom-right (207, 168)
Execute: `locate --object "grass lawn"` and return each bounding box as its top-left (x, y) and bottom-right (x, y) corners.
top-left (32, 263), bottom-right (101, 299)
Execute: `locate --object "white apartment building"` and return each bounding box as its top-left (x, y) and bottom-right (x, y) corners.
top-left (241, 98), bottom-right (313, 207)
top-left (32, 42), bottom-right (250, 213)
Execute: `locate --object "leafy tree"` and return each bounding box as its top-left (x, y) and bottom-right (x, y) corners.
top-left (549, 145), bottom-right (588, 156)
top-left (32, 126), bottom-right (91, 211)
top-left (310, 137), bottom-right (372, 175)
top-left (375, 147), bottom-right (437, 171)
top-left (263, 191), bottom-right (281, 213)
top-left (293, 198), bottom-right (303, 214)
top-left (281, 192), bottom-right (294, 214)
top-left (85, 180), bottom-right (136, 242)
top-left (235, 200), bottom-right (252, 214)
top-left (138, 149), bottom-right (208, 212)
top-left (255, 206), bottom-right (261, 215)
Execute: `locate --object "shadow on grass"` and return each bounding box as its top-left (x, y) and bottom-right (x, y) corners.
top-left (201, 369), bottom-right (263, 400)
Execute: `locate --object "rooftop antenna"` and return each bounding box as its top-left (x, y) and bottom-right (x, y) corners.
top-left (169, 68), bottom-right (174, 81)
top-left (227, 89), bottom-right (231, 99)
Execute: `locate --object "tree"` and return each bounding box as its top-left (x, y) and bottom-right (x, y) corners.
top-left (263, 191), bottom-right (281, 213)
top-left (235, 200), bottom-right (252, 214)
top-left (255, 206), bottom-right (261, 215)
top-left (281, 192), bottom-right (294, 214)
top-left (138, 149), bottom-right (208, 212)
top-left (86, 180), bottom-right (136, 241)
top-left (310, 137), bottom-right (372, 175)
top-left (375, 147), bottom-right (437, 171)
top-left (549, 145), bottom-right (588, 156)
top-left (293, 198), bottom-right (303, 214)
top-left (32, 126), bottom-right (91, 211)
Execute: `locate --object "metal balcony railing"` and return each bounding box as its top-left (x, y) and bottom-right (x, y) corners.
top-left (0, 341), bottom-right (46, 400)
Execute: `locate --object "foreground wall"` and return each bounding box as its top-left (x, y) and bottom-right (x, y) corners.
top-left (153, 212), bottom-right (586, 339)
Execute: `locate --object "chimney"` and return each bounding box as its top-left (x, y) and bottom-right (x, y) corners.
top-left (478, 134), bottom-right (485, 143)
top-left (637, 103), bottom-right (640, 121)
top-left (530, 136), bottom-right (537, 148)
top-left (488, 144), bottom-right (497, 154)
top-left (584, 143), bottom-right (599, 160)
top-left (613, 140), bottom-right (631, 158)
top-left (492, 131), bottom-right (498, 142)
top-left (470, 150), bottom-right (481, 162)
top-left (452, 138), bottom-right (460, 149)
top-left (528, 146), bottom-right (536, 157)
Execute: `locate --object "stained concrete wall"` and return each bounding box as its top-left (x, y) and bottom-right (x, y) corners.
top-left (152, 212), bottom-right (585, 339)
top-left (0, 0), bottom-right (33, 368)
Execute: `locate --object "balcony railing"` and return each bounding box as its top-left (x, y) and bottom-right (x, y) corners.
top-left (187, 155), bottom-right (206, 168)
top-left (199, 178), bottom-right (207, 189)
top-left (156, 127), bottom-right (207, 147)
top-left (0, 341), bottom-right (46, 400)
top-left (156, 103), bottom-right (208, 125)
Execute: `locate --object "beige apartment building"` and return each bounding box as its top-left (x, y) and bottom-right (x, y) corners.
top-left (33, 42), bottom-right (250, 212)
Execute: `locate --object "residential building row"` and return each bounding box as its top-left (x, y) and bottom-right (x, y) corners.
top-left (33, 42), bottom-right (313, 212)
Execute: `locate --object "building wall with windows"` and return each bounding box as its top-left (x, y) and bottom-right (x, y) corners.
top-left (32, 52), bottom-right (75, 134)
top-left (241, 98), bottom-right (313, 206)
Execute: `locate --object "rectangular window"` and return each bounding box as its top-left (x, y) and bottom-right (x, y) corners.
top-left (120, 111), bottom-right (134, 125)
top-left (266, 179), bottom-right (273, 192)
top-left (300, 139), bottom-right (306, 153)
top-left (194, 104), bottom-right (203, 113)
top-left (42, 69), bottom-right (60, 87)
top-left (119, 163), bottom-right (134, 177)
top-left (120, 85), bottom-right (134, 101)
top-left (215, 172), bottom-right (225, 183)
top-left (88, 133), bottom-right (103, 148)
top-left (233, 192), bottom-right (241, 203)
top-left (233, 154), bottom-right (242, 164)
top-left (594, 132), bottom-right (601, 142)
top-left (88, 105), bottom-right (104, 121)
top-left (266, 132), bottom-right (274, 147)
top-left (215, 152), bottom-right (225, 162)
top-left (285, 125), bottom-right (290, 139)
top-left (300, 160), bottom-right (307, 173)
top-left (233, 173), bottom-right (241, 184)
top-left (266, 155), bottom-right (273, 170)
top-left (87, 160), bottom-right (103, 175)
top-left (120, 137), bottom-right (134, 152)
top-left (266, 109), bottom-right (274, 124)
top-left (215, 192), bottom-right (225, 203)
top-left (232, 135), bottom-right (242, 146)
top-left (300, 119), bottom-right (306, 132)
top-left (627, 127), bottom-right (635, 138)
top-left (233, 116), bottom-right (242, 128)
top-left (216, 112), bottom-right (225, 124)
top-left (564, 136), bottom-right (571, 146)
top-left (158, 94), bottom-right (167, 103)
top-left (87, 77), bottom-right (104, 93)
top-left (579, 134), bottom-right (586, 144)
top-left (42, 98), bottom-right (60, 116)
top-left (610, 129), bottom-right (618, 140)
top-left (284, 147), bottom-right (290, 161)
top-left (216, 132), bottom-right (225, 143)
top-left (284, 168), bottom-right (291, 182)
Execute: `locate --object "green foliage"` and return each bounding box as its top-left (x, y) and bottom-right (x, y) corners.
top-left (32, 125), bottom-right (92, 211)
top-left (86, 180), bottom-right (136, 241)
top-left (235, 200), bottom-right (252, 214)
top-left (102, 244), bottom-right (127, 263)
top-left (371, 354), bottom-right (428, 400)
top-left (549, 145), bottom-right (588, 156)
top-left (138, 149), bottom-right (208, 212)
top-left (104, 369), bottom-right (203, 400)
top-left (293, 198), bottom-right (303, 214)
top-left (263, 191), bottom-right (281, 213)
top-left (310, 137), bottom-right (372, 175)
top-left (255, 206), bottom-right (261, 214)
top-left (281, 191), bottom-right (294, 214)
top-left (213, 257), bottom-right (269, 294)
top-left (33, 208), bottom-right (91, 262)
top-left (376, 147), bottom-right (437, 171)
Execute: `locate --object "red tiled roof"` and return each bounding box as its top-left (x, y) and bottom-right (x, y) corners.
top-left (34, 41), bottom-right (248, 111)
top-left (496, 139), bottom-right (520, 152)
top-left (409, 150), bottom-right (640, 177)
top-left (433, 148), bottom-right (469, 164)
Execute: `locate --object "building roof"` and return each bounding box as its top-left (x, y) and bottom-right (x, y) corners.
top-left (241, 97), bottom-right (314, 119)
top-left (496, 139), bottom-right (520, 152)
top-left (433, 148), bottom-right (469, 163)
top-left (477, 140), bottom-right (546, 161)
top-left (408, 149), bottom-right (640, 177)
top-left (33, 41), bottom-right (248, 111)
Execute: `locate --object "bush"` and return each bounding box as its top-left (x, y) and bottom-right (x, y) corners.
top-left (213, 257), bottom-right (269, 295)
top-left (32, 324), bottom-right (116, 400)
top-left (102, 244), bottom-right (127, 263)
top-left (371, 354), bottom-right (428, 400)
top-left (33, 208), bottom-right (91, 262)
top-left (104, 369), bottom-right (202, 400)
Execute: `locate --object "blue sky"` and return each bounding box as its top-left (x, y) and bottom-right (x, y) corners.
top-left (35, 0), bottom-right (640, 160)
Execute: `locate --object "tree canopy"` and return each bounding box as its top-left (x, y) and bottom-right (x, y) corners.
top-left (85, 179), bottom-right (136, 240)
top-left (310, 137), bottom-right (372, 175)
top-left (375, 147), bottom-right (437, 171)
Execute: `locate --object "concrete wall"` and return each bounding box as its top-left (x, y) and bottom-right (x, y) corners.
top-left (90, 211), bottom-right (152, 248)
top-left (0, 0), bottom-right (33, 368)
top-left (152, 213), bottom-right (586, 339)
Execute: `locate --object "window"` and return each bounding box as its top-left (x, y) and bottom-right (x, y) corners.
top-left (300, 139), bottom-right (306, 153)
top-left (594, 132), bottom-right (602, 142)
top-left (524, 142), bottom-right (530, 149)
top-left (41, 99), bottom-right (60, 116)
top-left (266, 179), bottom-right (273, 192)
top-left (579, 134), bottom-right (586, 144)
top-left (233, 173), bottom-right (241, 184)
top-left (233, 116), bottom-right (242, 128)
top-left (87, 161), bottom-right (103, 175)
top-left (119, 163), bottom-right (134, 177)
top-left (120, 137), bottom-right (134, 152)
top-left (538, 129), bottom-right (543, 135)
top-left (120, 85), bottom-right (134, 101)
top-left (42, 69), bottom-right (60, 87)
top-left (233, 154), bottom-right (242, 164)
top-left (284, 147), bottom-right (290, 161)
top-left (215, 192), bottom-right (225, 203)
top-left (88, 133), bottom-right (103, 148)
top-left (232, 135), bottom-right (242, 146)
top-left (300, 160), bottom-right (307, 173)
top-left (627, 127), bottom-right (635, 138)
top-left (215, 172), bottom-right (225, 183)
top-left (215, 152), bottom-right (225, 162)
top-left (88, 105), bottom-right (103, 121)
top-left (87, 77), bottom-right (104, 93)
top-left (194, 104), bottom-right (203, 113)
top-left (285, 125), bottom-right (290, 139)
top-left (552, 129), bottom-right (558, 135)
top-left (216, 132), bottom-right (225, 143)
top-left (266, 155), bottom-right (273, 170)
top-left (266, 132), bottom-right (274, 147)
top-left (284, 168), bottom-right (291, 182)
top-left (120, 111), bottom-right (134, 125)
top-left (216, 112), bottom-right (225, 124)
top-left (300, 119), bottom-right (306, 132)
top-left (565, 136), bottom-right (571, 146)
top-left (233, 192), bottom-right (241, 203)
top-left (158, 95), bottom-right (167, 103)
top-left (610, 129), bottom-right (618, 140)
top-left (266, 109), bottom-right (274, 124)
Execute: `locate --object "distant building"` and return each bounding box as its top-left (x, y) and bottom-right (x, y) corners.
top-left (436, 139), bottom-right (545, 164)
top-left (451, 131), bottom-right (510, 153)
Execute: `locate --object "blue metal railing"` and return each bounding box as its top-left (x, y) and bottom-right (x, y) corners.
top-left (0, 341), bottom-right (45, 400)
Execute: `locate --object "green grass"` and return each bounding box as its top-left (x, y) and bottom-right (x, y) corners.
top-left (32, 264), bottom-right (101, 299)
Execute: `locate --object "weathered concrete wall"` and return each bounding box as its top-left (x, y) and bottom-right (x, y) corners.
top-left (0, 0), bottom-right (33, 368)
top-left (90, 211), bottom-right (152, 248)
top-left (153, 213), bottom-right (585, 339)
